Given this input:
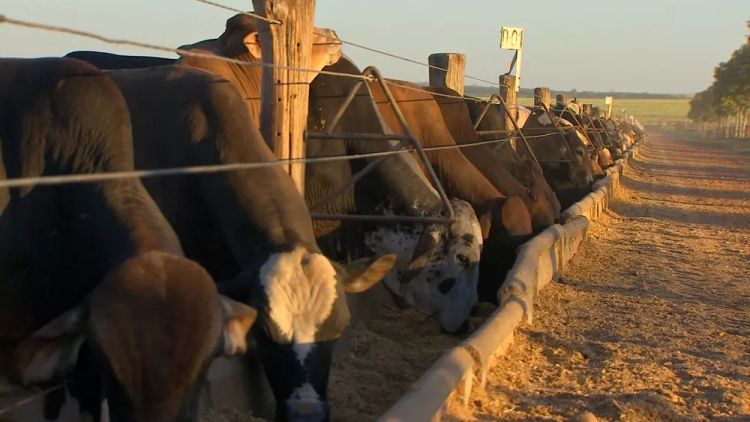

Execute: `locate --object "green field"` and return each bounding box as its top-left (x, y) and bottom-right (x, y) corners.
top-left (518, 97), bottom-right (691, 125)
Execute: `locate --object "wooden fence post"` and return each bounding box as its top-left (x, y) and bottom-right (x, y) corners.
top-left (582, 104), bottom-right (593, 116)
top-left (499, 74), bottom-right (517, 130)
top-left (533, 87), bottom-right (551, 109)
top-left (428, 53), bottom-right (466, 96)
top-left (252, 0), bottom-right (315, 194)
top-left (556, 94), bottom-right (570, 107)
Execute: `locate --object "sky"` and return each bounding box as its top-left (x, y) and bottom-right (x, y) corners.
top-left (0, 1), bottom-right (747, 94)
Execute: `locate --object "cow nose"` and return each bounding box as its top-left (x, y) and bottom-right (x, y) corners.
top-left (286, 400), bottom-right (328, 422)
top-left (438, 278), bottom-right (456, 294)
top-left (441, 320), bottom-right (469, 335)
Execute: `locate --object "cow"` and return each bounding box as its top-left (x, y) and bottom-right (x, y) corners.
top-left (104, 64), bottom-right (394, 421)
top-left (0, 57), bottom-right (255, 421)
top-left (363, 78), bottom-right (534, 304)
top-left (307, 56), bottom-right (483, 334)
top-left (553, 101), bottom-right (614, 170)
top-left (467, 100), bottom-right (599, 209)
top-left (65, 14), bottom-right (391, 421)
top-left (424, 86), bottom-right (560, 233)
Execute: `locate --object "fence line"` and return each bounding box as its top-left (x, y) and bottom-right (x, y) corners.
top-left (193, 0), bottom-right (499, 86)
top-left (0, 14), bottom-right (533, 105)
top-left (194, 0), bottom-right (281, 24)
top-left (0, 15), bottom-right (373, 82)
top-left (0, 15), bottom-right (610, 190)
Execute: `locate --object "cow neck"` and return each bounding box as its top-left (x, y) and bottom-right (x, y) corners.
top-left (42, 116), bottom-right (183, 263)
top-left (367, 80), bottom-right (503, 211)
top-left (430, 92), bottom-right (529, 200)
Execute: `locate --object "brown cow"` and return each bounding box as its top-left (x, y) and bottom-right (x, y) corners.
top-left (0, 58), bottom-right (255, 422)
top-left (425, 86), bottom-right (560, 232)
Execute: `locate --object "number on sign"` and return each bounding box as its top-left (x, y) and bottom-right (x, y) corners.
top-left (500, 27), bottom-right (524, 50)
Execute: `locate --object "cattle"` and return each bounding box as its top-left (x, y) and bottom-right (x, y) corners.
top-left (364, 78), bottom-right (534, 304)
top-left (307, 56), bottom-right (483, 334)
top-left (424, 86), bottom-right (560, 232)
top-left (553, 101), bottom-right (614, 170)
top-left (104, 64), bottom-right (394, 421)
top-left (0, 57), bottom-right (255, 421)
top-left (467, 100), bottom-right (598, 209)
top-left (65, 14), bottom-right (388, 421)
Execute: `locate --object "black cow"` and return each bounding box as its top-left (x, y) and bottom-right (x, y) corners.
top-left (0, 57), bottom-right (254, 422)
top-left (66, 50), bottom-right (176, 70)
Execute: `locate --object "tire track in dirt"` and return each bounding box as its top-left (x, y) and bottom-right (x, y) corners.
top-left (453, 132), bottom-right (750, 421)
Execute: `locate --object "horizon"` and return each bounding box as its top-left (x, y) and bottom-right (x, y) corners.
top-left (0, 1), bottom-right (747, 94)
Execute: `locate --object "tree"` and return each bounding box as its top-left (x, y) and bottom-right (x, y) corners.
top-left (689, 24), bottom-right (750, 138)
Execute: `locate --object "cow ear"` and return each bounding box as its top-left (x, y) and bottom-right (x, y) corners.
top-left (243, 32), bottom-right (262, 59)
top-left (12, 306), bottom-right (87, 386)
top-left (220, 296), bottom-right (257, 356)
top-left (342, 254), bottom-right (397, 293)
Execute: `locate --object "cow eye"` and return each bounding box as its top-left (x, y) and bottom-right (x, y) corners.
top-left (456, 254), bottom-right (471, 268)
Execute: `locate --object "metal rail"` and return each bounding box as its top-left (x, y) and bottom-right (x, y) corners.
top-left (305, 66), bottom-right (455, 225)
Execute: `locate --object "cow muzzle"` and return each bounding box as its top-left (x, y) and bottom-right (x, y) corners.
top-left (285, 399), bottom-right (328, 422)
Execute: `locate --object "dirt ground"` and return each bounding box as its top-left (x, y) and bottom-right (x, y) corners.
top-left (451, 132), bottom-right (750, 421)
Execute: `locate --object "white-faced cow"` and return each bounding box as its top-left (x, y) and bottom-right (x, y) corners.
top-left (65, 15), bottom-right (390, 421)
top-left (361, 78), bottom-right (534, 304)
top-left (0, 58), bottom-right (255, 422)
top-left (104, 64), bottom-right (394, 421)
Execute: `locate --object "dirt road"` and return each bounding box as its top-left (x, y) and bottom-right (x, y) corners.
top-left (460, 132), bottom-right (750, 421)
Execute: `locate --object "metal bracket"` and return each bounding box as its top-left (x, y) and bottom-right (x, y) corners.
top-left (305, 66), bottom-right (455, 225)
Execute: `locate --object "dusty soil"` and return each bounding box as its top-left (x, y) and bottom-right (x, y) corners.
top-left (449, 132), bottom-right (750, 421)
top-left (328, 304), bottom-right (494, 422)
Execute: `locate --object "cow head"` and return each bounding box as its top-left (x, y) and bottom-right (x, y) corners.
top-left (366, 200), bottom-right (482, 334)
top-left (249, 247), bottom-right (395, 421)
top-left (558, 120), bottom-right (597, 186)
top-left (218, 14), bottom-right (342, 83)
top-left (12, 252), bottom-right (255, 422)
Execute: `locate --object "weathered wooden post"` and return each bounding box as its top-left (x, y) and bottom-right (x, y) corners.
top-left (252, 0), bottom-right (315, 194)
top-left (499, 74), bottom-right (518, 130)
top-left (533, 87), bottom-right (551, 109)
top-left (428, 53), bottom-right (466, 96)
top-left (582, 104), bottom-right (593, 116)
top-left (556, 94), bottom-right (570, 107)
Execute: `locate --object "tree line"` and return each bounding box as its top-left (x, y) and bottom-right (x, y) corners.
top-left (688, 23), bottom-right (750, 139)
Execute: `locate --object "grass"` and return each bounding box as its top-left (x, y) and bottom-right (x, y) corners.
top-left (517, 97), bottom-right (691, 125)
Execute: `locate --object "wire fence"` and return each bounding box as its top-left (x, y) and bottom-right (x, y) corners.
top-left (0, 11), bottom-right (603, 191)
top-left (192, 0), bottom-right (499, 86)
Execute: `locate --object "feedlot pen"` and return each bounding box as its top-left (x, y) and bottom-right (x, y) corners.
top-left (453, 131), bottom-right (750, 421)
